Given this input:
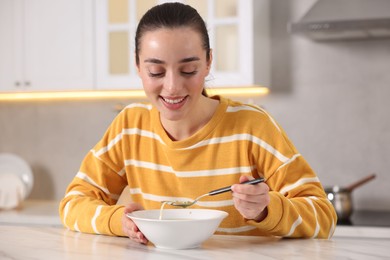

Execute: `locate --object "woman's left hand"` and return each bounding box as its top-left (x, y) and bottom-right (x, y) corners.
top-left (231, 175), bottom-right (270, 222)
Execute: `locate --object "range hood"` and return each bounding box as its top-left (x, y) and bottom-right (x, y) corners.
top-left (289, 0), bottom-right (390, 41)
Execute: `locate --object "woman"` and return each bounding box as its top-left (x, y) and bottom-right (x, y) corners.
top-left (59, 2), bottom-right (337, 244)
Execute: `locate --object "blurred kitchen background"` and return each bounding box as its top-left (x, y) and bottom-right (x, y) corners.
top-left (1, 0), bottom-right (389, 213)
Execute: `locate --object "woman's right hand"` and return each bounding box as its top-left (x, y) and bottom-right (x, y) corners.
top-left (121, 203), bottom-right (148, 244)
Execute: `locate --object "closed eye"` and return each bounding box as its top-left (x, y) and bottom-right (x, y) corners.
top-left (182, 71), bottom-right (197, 76)
top-left (148, 72), bottom-right (164, 78)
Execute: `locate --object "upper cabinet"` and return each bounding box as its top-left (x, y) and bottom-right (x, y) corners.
top-left (0, 0), bottom-right (94, 92)
top-left (188, 0), bottom-right (270, 88)
top-left (0, 0), bottom-right (269, 92)
top-left (95, 0), bottom-right (270, 90)
top-left (95, 0), bottom-right (149, 90)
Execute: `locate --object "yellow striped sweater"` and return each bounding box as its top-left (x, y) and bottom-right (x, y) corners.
top-left (59, 96), bottom-right (337, 238)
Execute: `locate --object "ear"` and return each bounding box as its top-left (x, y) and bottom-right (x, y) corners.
top-left (135, 54), bottom-right (141, 76)
top-left (206, 49), bottom-right (213, 74)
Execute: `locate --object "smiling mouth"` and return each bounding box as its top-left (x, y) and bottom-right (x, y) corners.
top-left (161, 96), bottom-right (187, 104)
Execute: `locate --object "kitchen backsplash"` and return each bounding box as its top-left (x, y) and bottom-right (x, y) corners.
top-left (1, 0), bottom-right (389, 211)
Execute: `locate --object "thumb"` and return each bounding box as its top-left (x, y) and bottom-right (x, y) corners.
top-left (232, 175), bottom-right (254, 192)
top-left (123, 202), bottom-right (143, 214)
top-left (239, 175), bottom-right (254, 184)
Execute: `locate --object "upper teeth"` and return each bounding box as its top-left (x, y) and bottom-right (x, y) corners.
top-left (163, 97), bottom-right (185, 104)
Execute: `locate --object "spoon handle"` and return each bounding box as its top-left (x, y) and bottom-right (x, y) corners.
top-left (208, 178), bottom-right (265, 196)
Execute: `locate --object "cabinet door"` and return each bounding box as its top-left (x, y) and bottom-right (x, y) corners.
top-left (95, 0), bottom-right (157, 90)
top-left (185, 0), bottom-right (270, 88)
top-left (0, 0), bottom-right (23, 91)
top-left (23, 0), bottom-right (94, 91)
top-left (95, 0), bottom-right (270, 90)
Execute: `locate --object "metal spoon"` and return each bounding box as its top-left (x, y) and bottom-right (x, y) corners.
top-left (163, 178), bottom-right (265, 208)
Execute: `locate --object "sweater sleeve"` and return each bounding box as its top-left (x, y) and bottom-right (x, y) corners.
top-left (246, 110), bottom-right (337, 238)
top-left (249, 156), bottom-right (337, 238)
top-left (59, 113), bottom-right (128, 237)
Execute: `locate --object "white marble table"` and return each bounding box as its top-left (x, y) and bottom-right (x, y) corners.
top-left (1, 224), bottom-right (390, 260)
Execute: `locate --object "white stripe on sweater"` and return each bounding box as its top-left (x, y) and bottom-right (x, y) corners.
top-left (284, 199), bottom-right (302, 237)
top-left (117, 167), bottom-right (126, 177)
top-left (125, 159), bottom-right (255, 178)
top-left (304, 197), bottom-right (320, 238)
top-left (279, 177), bottom-right (320, 196)
top-left (65, 190), bottom-right (85, 198)
top-left (63, 201), bottom-right (71, 229)
top-left (91, 128), bottom-right (165, 158)
top-left (258, 108), bottom-right (281, 132)
top-left (75, 172), bottom-right (119, 200)
top-left (226, 104), bottom-right (281, 132)
top-left (226, 105), bottom-right (265, 114)
top-left (74, 221), bottom-right (80, 232)
top-left (217, 225), bottom-right (257, 233)
top-left (91, 205), bottom-right (103, 234)
top-left (76, 172), bottom-right (110, 194)
top-left (124, 103), bottom-right (153, 111)
top-left (285, 215), bottom-right (303, 237)
top-left (92, 132), bottom-right (123, 157)
top-left (122, 128), bottom-right (165, 145)
top-left (179, 133), bottom-right (290, 163)
top-left (328, 220), bottom-right (336, 239)
top-left (274, 154), bottom-right (301, 173)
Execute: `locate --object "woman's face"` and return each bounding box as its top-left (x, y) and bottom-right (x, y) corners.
top-left (136, 27), bottom-right (211, 122)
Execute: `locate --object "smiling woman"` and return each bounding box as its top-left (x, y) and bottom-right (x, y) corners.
top-left (59, 2), bottom-right (336, 246)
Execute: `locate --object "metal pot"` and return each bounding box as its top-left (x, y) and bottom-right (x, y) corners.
top-left (325, 173), bottom-right (376, 221)
top-left (325, 186), bottom-right (353, 220)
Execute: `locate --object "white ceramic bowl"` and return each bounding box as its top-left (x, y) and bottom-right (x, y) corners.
top-left (0, 153), bottom-right (34, 198)
top-left (127, 209), bottom-right (228, 249)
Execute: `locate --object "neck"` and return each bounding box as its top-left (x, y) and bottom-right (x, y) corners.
top-left (161, 97), bottom-right (219, 141)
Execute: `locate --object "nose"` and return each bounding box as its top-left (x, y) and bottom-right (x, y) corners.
top-left (164, 71), bottom-right (182, 95)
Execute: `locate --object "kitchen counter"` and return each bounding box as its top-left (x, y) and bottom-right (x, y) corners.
top-left (0, 200), bottom-right (61, 226)
top-left (2, 199), bottom-right (390, 228)
top-left (1, 225), bottom-right (390, 259)
top-left (338, 210), bottom-right (390, 227)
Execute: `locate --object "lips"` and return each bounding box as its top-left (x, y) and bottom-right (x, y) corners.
top-left (160, 96), bottom-right (187, 109)
top-left (161, 96), bottom-right (186, 104)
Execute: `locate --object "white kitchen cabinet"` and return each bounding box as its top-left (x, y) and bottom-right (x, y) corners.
top-left (187, 0), bottom-right (270, 88)
top-left (95, 0), bottom-right (270, 90)
top-left (0, 0), bottom-right (94, 92)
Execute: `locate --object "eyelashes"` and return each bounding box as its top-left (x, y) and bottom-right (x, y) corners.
top-left (148, 71), bottom-right (198, 78)
top-left (148, 72), bottom-right (164, 78)
top-left (181, 71), bottom-right (198, 76)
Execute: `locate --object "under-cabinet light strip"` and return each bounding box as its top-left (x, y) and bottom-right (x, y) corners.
top-left (0, 87), bottom-right (269, 101)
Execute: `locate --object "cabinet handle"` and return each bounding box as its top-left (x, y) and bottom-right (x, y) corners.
top-left (25, 81), bottom-right (31, 87)
top-left (15, 81), bottom-right (21, 87)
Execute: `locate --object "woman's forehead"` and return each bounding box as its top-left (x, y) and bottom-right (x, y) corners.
top-left (139, 28), bottom-right (205, 57)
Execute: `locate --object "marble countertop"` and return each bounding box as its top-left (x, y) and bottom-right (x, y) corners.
top-left (2, 199), bottom-right (390, 229)
top-left (0, 200), bottom-right (61, 226)
top-left (1, 200), bottom-right (390, 259)
top-left (1, 224), bottom-right (390, 259)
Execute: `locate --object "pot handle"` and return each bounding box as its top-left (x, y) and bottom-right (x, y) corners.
top-left (345, 173), bottom-right (376, 192)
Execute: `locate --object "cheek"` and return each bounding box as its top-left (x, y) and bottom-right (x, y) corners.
top-left (191, 75), bottom-right (206, 90)
top-left (142, 81), bottom-right (160, 95)
top-left (140, 73), bottom-right (159, 90)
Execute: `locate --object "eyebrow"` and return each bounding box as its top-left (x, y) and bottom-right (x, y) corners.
top-left (144, 56), bottom-right (200, 64)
